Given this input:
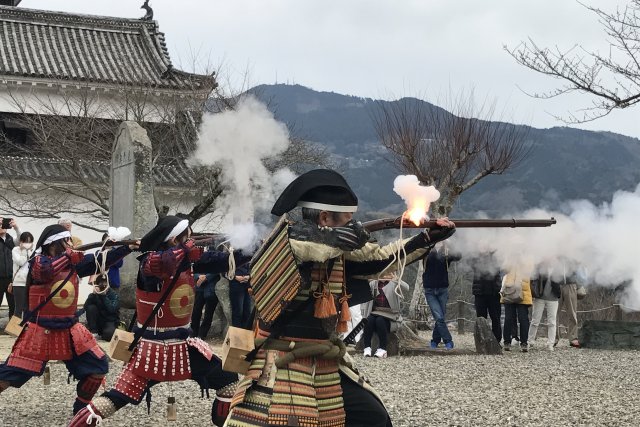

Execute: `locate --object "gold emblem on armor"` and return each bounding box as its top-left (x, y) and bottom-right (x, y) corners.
top-left (50, 280), bottom-right (76, 309)
top-left (169, 284), bottom-right (194, 318)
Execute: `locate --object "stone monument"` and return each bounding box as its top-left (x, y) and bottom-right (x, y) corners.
top-left (110, 121), bottom-right (158, 309)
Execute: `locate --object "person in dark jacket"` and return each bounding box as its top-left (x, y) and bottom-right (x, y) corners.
top-left (229, 264), bottom-right (252, 329)
top-left (423, 243), bottom-right (461, 349)
top-left (470, 253), bottom-right (502, 342)
top-left (85, 283), bottom-right (120, 341)
top-left (0, 218), bottom-right (20, 318)
top-left (191, 272), bottom-right (219, 339)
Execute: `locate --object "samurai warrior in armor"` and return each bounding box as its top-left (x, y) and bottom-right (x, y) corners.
top-left (0, 224), bottom-right (134, 414)
top-left (69, 216), bottom-right (246, 426)
top-left (224, 169), bottom-right (456, 427)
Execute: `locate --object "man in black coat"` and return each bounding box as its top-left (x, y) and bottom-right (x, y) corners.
top-left (0, 217), bottom-right (20, 318)
top-left (470, 252), bottom-right (502, 342)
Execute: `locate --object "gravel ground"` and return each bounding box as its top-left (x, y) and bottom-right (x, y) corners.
top-left (0, 332), bottom-right (638, 427)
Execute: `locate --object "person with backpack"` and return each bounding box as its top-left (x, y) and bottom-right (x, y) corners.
top-left (501, 267), bottom-right (533, 352)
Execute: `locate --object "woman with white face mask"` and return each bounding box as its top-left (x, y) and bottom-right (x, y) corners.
top-left (10, 231), bottom-right (34, 319)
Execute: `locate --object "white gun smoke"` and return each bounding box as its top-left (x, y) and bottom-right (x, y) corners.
top-left (449, 184), bottom-right (640, 310)
top-left (189, 96), bottom-right (296, 251)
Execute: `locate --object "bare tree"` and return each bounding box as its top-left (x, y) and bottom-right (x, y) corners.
top-left (371, 90), bottom-right (530, 216)
top-left (507, 1), bottom-right (640, 122)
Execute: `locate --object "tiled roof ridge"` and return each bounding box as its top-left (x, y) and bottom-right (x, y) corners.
top-left (0, 5), bottom-right (214, 90)
top-left (0, 5), bottom-right (159, 31)
top-left (0, 154), bottom-right (199, 187)
top-left (1, 154), bottom-right (111, 165)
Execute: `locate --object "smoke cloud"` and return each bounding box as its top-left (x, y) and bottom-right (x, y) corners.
top-left (449, 184), bottom-right (640, 309)
top-left (189, 96), bottom-right (295, 250)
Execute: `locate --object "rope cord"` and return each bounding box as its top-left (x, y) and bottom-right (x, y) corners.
top-left (92, 239), bottom-right (110, 295)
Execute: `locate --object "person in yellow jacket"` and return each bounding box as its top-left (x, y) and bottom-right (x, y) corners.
top-left (500, 269), bottom-right (533, 352)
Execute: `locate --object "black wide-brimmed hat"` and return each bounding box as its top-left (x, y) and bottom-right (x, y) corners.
top-left (139, 216), bottom-right (189, 252)
top-left (271, 169), bottom-right (358, 216)
top-left (35, 224), bottom-right (70, 253)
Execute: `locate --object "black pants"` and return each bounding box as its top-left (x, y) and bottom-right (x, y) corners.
top-left (503, 304), bottom-right (529, 345)
top-left (474, 294), bottom-right (502, 342)
top-left (0, 277), bottom-right (15, 318)
top-left (363, 314), bottom-right (390, 350)
top-left (341, 373), bottom-right (392, 427)
top-left (12, 286), bottom-right (27, 319)
top-left (192, 292), bottom-right (218, 339)
top-left (85, 303), bottom-right (117, 341)
top-left (229, 283), bottom-right (253, 329)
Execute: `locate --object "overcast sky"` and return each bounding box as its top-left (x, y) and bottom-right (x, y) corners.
top-left (24, 0), bottom-right (640, 138)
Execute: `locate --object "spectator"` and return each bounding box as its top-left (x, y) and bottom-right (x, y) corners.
top-left (528, 269), bottom-right (561, 351)
top-left (555, 261), bottom-right (582, 348)
top-left (58, 218), bottom-right (82, 248)
top-left (229, 264), bottom-right (253, 329)
top-left (501, 268), bottom-right (533, 352)
top-left (10, 231), bottom-right (34, 319)
top-left (84, 278), bottom-right (119, 341)
top-left (0, 217), bottom-right (20, 318)
top-left (423, 243), bottom-right (461, 350)
top-left (361, 273), bottom-right (408, 358)
top-left (191, 273), bottom-right (219, 339)
top-left (470, 252), bottom-right (502, 343)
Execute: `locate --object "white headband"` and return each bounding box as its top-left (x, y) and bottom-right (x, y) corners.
top-left (297, 201), bottom-right (358, 213)
top-left (164, 220), bottom-right (189, 242)
top-left (43, 231), bottom-right (71, 246)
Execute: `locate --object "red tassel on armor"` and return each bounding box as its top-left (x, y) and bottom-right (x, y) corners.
top-left (314, 284), bottom-right (337, 319)
top-left (336, 292), bottom-right (352, 333)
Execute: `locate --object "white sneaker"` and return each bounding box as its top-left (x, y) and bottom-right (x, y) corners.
top-left (374, 348), bottom-right (387, 358)
top-left (547, 344), bottom-right (555, 351)
top-left (363, 347), bottom-right (372, 357)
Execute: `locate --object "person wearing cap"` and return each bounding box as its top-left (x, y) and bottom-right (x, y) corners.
top-left (70, 216), bottom-right (247, 427)
top-left (224, 169), bottom-right (456, 427)
top-left (0, 224), bottom-right (135, 414)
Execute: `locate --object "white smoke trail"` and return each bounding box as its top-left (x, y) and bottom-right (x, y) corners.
top-left (189, 96), bottom-right (296, 250)
top-left (449, 184), bottom-right (640, 309)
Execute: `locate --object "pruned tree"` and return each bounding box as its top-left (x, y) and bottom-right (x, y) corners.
top-left (507, 0), bottom-right (640, 122)
top-left (372, 91), bottom-right (529, 321)
top-left (371, 90), bottom-right (531, 216)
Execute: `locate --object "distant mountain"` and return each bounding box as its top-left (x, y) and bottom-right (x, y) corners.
top-left (251, 84), bottom-right (640, 216)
